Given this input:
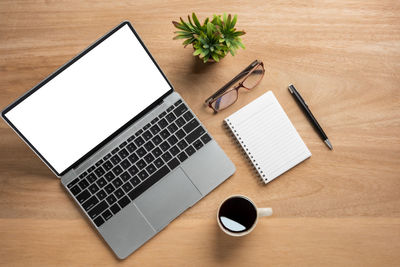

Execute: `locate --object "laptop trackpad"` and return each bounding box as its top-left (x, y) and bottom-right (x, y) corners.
top-left (135, 167), bottom-right (202, 231)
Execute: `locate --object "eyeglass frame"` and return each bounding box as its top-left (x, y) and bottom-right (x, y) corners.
top-left (205, 60), bottom-right (265, 112)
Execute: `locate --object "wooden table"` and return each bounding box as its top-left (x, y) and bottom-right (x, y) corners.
top-left (1, 0), bottom-right (399, 266)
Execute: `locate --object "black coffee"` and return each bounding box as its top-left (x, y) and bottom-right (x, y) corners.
top-left (218, 196), bottom-right (257, 233)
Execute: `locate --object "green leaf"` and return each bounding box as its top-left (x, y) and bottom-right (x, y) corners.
top-left (192, 13), bottom-right (202, 28)
top-left (212, 53), bottom-right (220, 62)
top-left (193, 49), bottom-right (202, 56)
top-left (231, 14), bottom-right (237, 28)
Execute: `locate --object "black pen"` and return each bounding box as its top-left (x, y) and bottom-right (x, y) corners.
top-left (288, 84), bottom-right (333, 150)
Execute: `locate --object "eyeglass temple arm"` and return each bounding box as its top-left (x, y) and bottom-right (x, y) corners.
top-left (205, 60), bottom-right (261, 104)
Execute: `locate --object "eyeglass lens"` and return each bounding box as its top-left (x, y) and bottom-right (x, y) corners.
top-left (211, 64), bottom-right (264, 112)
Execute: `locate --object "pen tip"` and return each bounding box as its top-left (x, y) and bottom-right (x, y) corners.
top-left (324, 139), bottom-right (333, 150)
top-left (288, 84), bottom-right (294, 93)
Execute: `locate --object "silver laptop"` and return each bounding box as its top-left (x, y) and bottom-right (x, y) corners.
top-left (1, 21), bottom-right (235, 259)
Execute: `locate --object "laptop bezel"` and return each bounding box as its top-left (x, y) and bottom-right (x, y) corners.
top-left (1, 21), bottom-right (174, 177)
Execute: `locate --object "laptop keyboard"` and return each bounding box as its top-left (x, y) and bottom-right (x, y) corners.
top-left (66, 100), bottom-right (211, 227)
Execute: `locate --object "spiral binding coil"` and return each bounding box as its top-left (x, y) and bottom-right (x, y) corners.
top-left (224, 119), bottom-right (267, 183)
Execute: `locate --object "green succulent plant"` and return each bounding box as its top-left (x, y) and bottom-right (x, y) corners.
top-left (172, 13), bottom-right (245, 63)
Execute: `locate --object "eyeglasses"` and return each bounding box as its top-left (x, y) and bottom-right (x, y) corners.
top-left (205, 60), bottom-right (265, 112)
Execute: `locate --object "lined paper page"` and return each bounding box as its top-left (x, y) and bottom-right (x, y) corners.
top-left (225, 91), bottom-right (311, 183)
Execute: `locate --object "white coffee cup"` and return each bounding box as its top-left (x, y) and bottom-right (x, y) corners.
top-left (217, 195), bottom-right (273, 237)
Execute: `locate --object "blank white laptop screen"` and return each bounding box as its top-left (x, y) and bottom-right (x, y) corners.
top-left (3, 24), bottom-right (171, 174)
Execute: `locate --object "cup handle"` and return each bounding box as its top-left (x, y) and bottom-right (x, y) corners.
top-left (257, 208), bottom-right (273, 217)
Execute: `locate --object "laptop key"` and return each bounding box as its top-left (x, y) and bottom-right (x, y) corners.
top-left (154, 158), bottom-right (164, 168)
top-left (152, 147), bottom-right (162, 157)
top-left (136, 159), bottom-right (146, 170)
top-left (93, 216), bottom-right (105, 227)
top-left (143, 123), bottom-right (151, 130)
top-left (138, 170), bottom-right (149, 181)
top-left (128, 166), bottom-right (139, 176)
top-left (79, 172), bottom-right (88, 179)
top-left (94, 167), bottom-right (105, 177)
top-left (112, 165), bottom-right (123, 176)
top-left (96, 177), bottom-right (106, 187)
top-left (128, 165), bottom-right (169, 201)
top-left (111, 147), bottom-right (120, 155)
top-left (146, 164), bottom-right (156, 175)
top-left (122, 182), bottom-right (133, 193)
top-left (96, 189), bottom-right (107, 200)
top-left (175, 129), bottom-right (186, 139)
top-left (118, 196), bottom-right (131, 208)
top-left (88, 200), bottom-right (109, 219)
top-left (76, 189), bottom-right (91, 204)
top-left (167, 158), bottom-right (180, 170)
top-left (103, 160), bottom-right (113, 171)
top-left (177, 152), bottom-right (188, 163)
top-left (110, 203), bottom-right (121, 215)
top-left (95, 159), bottom-right (104, 167)
top-left (166, 113), bottom-right (176, 123)
top-left (78, 179), bottom-right (89, 189)
top-left (87, 173), bottom-right (96, 183)
top-left (88, 183), bottom-right (100, 194)
top-left (160, 141), bottom-right (170, 152)
top-left (127, 135), bottom-right (135, 142)
top-left (159, 111), bottom-right (167, 118)
top-left (173, 103), bottom-right (188, 117)
top-left (128, 153), bottom-right (139, 164)
top-left (143, 130), bottom-right (153, 141)
top-left (70, 185), bottom-right (81, 196)
top-left (119, 141), bottom-right (127, 149)
top-left (151, 117), bottom-right (159, 125)
top-left (170, 145), bottom-right (180, 156)
top-left (126, 142), bottom-right (137, 153)
top-left (82, 195), bottom-right (99, 211)
top-left (167, 135), bottom-right (178, 146)
top-left (112, 177), bottom-right (123, 188)
top-left (121, 171), bottom-right (131, 182)
top-left (68, 178), bottom-right (79, 188)
top-left (167, 105), bottom-right (174, 112)
top-left (193, 140), bottom-right (204, 150)
top-left (177, 140), bottom-right (188, 150)
top-left (135, 129), bottom-right (143, 137)
top-left (152, 134), bottom-right (162, 145)
top-left (201, 133), bottom-right (211, 144)
top-left (183, 111), bottom-right (194, 121)
top-left (161, 151), bottom-right (172, 162)
top-left (130, 176), bottom-right (141, 187)
top-left (144, 153), bottom-right (155, 164)
top-left (175, 117), bottom-right (186, 127)
top-left (167, 122), bottom-right (178, 133)
top-left (174, 99), bottom-right (183, 106)
top-left (134, 136), bottom-right (145, 147)
top-left (183, 119), bottom-right (200, 134)
top-left (118, 148), bottom-right (129, 159)
top-left (150, 124), bottom-right (160, 135)
top-left (120, 159), bottom-right (131, 170)
top-left (144, 141), bottom-right (154, 151)
top-left (102, 210), bottom-right (113, 221)
top-left (106, 194), bottom-right (117, 205)
top-left (158, 118), bottom-right (168, 129)
top-left (110, 155), bottom-right (121, 165)
top-left (114, 188), bottom-right (124, 199)
top-left (104, 171), bottom-right (115, 182)
top-left (185, 145), bottom-right (196, 156)
top-left (103, 153), bottom-right (111, 160)
top-left (88, 166), bottom-right (96, 173)
top-left (160, 129), bottom-right (170, 139)
top-left (137, 147), bottom-right (146, 157)
top-left (105, 184), bottom-right (115, 194)
top-left (185, 126), bottom-right (205, 144)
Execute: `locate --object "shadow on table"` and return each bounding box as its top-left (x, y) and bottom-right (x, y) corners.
top-left (211, 221), bottom-right (250, 261)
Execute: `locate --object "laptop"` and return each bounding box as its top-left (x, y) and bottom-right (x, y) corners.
top-left (1, 21), bottom-right (235, 259)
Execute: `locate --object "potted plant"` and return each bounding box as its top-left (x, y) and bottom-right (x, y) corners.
top-left (172, 13), bottom-right (246, 63)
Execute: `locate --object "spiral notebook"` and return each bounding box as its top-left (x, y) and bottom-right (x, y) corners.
top-left (224, 91), bottom-right (311, 184)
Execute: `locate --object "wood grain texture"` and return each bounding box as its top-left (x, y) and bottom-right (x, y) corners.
top-left (0, 0), bottom-right (399, 266)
